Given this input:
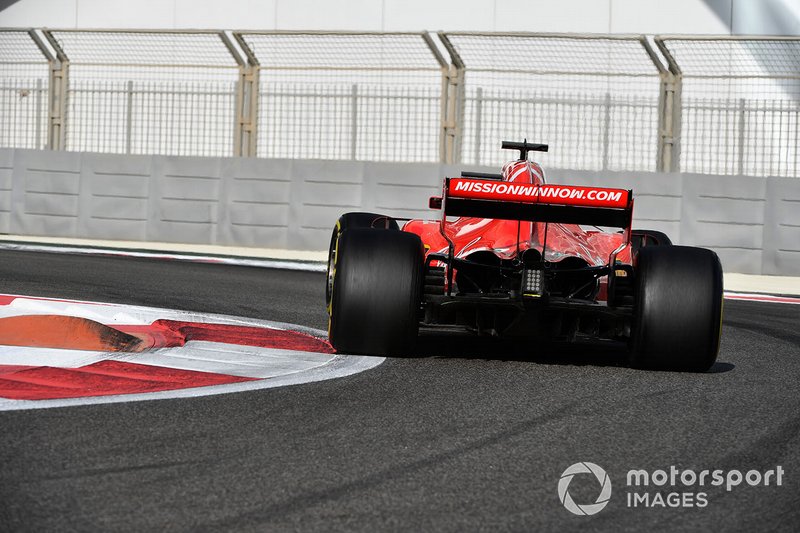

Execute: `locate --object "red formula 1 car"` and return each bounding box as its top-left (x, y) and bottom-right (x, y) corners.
top-left (326, 141), bottom-right (723, 371)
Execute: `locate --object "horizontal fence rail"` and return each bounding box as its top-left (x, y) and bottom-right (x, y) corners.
top-left (0, 29), bottom-right (798, 177)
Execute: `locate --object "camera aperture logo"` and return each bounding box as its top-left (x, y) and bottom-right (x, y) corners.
top-left (558, 462), bottom-right (785, 515)
top-left (558, 462), bottom-right (612, 516)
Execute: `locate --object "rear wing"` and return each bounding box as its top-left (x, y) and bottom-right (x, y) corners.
top-left (436, 178), bottom-right (633, 229)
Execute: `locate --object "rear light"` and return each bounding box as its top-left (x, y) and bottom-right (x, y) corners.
top-left (522, 268), bottom-right (544, 297)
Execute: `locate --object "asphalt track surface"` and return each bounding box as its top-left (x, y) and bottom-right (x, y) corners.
top-left (0, 249), bottom-right (798, 532)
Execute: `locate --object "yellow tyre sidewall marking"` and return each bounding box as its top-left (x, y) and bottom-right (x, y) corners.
top-left (326, 220), bottom-right (342, 336)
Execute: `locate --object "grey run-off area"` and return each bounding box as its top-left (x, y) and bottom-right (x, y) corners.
top-left (0, 147), bottom-right (798, 276)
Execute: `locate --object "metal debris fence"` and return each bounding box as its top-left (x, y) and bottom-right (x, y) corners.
top-left (1, 29), bottom-right (798, 177)
top-left (657, 36), bottom-right (800, 178)
top-left (0, 29), bottom-right (50, 150)
top-left (439, 33), bottom-right (663, 172)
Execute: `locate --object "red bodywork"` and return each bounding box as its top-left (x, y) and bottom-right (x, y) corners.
top-left (401, 160), bottom-right (634, 300)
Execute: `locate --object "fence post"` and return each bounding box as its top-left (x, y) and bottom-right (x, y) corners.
top-left (231, 64), bottom-right (259, 157)
top-left (445, 65), bottom-right (465, 165)
top-left (46, 35), bottom-right (68, 151)
top-left (737, 98), bottom-right (746, 175)
top-left (34, 78), bottom-right (43, 149)
top-left (47, 58), bottom-right (68, 151)
top-left (474, 87), bottom-right (483, 165)
top-left (602, 92), bottom-right (611, 170)
top-left (669, 74), bottom-right (682, 172)
top-left (239, 65), bottom-right (259, 157)
top-left (437, 32), bottom-right (465, 165)
top-left (224, 31), bottom-right (259, 158)
top-left (652, 38), bottom-right (682, 173)
top-left (350, 84), bottom-right (358, 160)
top-left (29, 30), bottom-right (69, 151)
top-left (655, 72), bottom-right (683, 172)
top-left (438, 69), bottom-right (447, 163)
top-left (125, 80), bottom-right (133, 154)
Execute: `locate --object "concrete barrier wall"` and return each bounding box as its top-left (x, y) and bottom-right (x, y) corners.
top-left (1, 148), bottom-right (798, 275)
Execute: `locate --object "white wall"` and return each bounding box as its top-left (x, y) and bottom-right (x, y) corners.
top-left (3, 147), bottom-right (799, 275)
top-left (1, 0), bottom-right (798, 34)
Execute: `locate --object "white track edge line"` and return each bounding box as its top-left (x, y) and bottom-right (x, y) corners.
top-left (0, 242), bottom-right (327, 272)
top-left (2, 242), bottom-right (797, 303)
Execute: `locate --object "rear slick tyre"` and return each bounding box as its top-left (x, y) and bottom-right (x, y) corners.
top-left (326, 212), bottom-right (399, 308)
top-left (329, 228), bottom-right (424, 356)
top-left (631, 229), bottom-right (673, 254)
top-left (629, 245), bottom-right (723, 372)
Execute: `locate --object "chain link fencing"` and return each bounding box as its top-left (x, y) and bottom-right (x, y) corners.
top-left (0, 29), bottom-right (798, 177)
top-left (47, 30), bottom-right (240, 156)
top-left (0, 30), bottom-right (49, 150)
top-left (237, 32), bottom-right (447, 162)
top-left (657, 36), bottom-right (800, 178)
top-left (439, 32), bottom-right (663, 171)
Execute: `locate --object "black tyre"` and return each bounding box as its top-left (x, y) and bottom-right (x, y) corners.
top-left (339, 212), bottom-right (400, 231)
top-left (629, 245), bottom-right (723, 372)
top-left (631, 229), bottom-right (672, 254)
top-left (328, 228), bottom-right (424, 355)
top-left (326, 212), bottom-right (399, 307)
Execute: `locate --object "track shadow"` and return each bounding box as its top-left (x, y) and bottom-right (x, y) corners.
top-left (708, 362), bottom-right (736, 374)
top-left (411, 332), bottom-right (627, 367)
top-left (407, 331), bottom-right (736, 373)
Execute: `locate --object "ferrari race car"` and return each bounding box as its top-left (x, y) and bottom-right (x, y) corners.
top-left (325, 141), bottom-right (723, 371)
